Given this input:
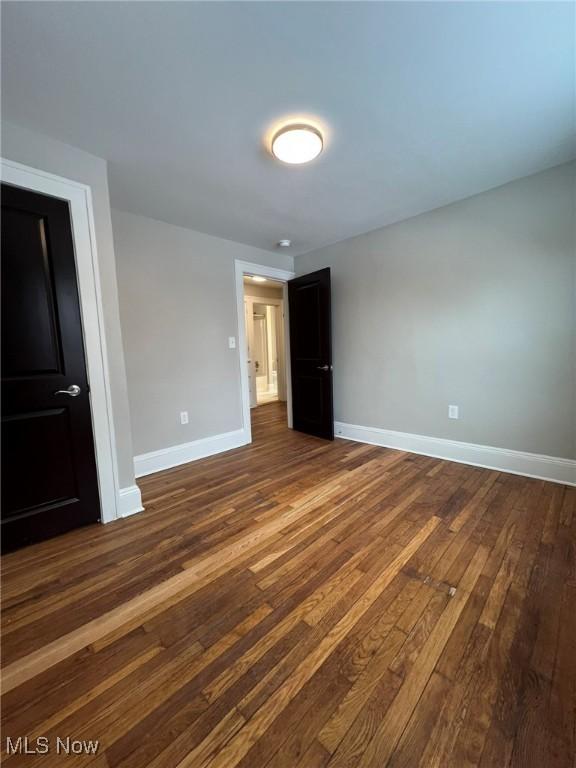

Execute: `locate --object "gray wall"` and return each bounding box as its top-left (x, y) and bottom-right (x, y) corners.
top-left (1, 121), bottom-right (137, 487)
top-left (112, 209), bottom-right (293, 456)
top-left (297, 163), bottom-right (575, 459)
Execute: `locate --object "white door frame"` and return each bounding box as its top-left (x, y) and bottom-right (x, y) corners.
top-left (235, 259), bottom-right (295, 444)
top-left (1, 158), bottom-right (121, 523)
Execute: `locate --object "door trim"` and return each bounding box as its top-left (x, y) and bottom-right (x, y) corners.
top-left (235, 260), bottom-right (295, 443)
top-left (1, 158), bottom-right (122, 523)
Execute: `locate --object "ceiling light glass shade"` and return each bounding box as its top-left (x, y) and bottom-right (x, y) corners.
top-left (252, 276), bottom-right (267, 282)
top-left (271, 125), bottom-right (323, 164)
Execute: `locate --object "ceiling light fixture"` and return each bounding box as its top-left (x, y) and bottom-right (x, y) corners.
top-left (252, 276), bottom-right (267, 283)
top-left (271, 124), bottom-right (323, 164)
top-left (277, 239), bottom-right (292, 248)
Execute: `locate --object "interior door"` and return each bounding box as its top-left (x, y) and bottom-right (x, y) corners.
top-left (288, 267), bottom-right (334, 439)
top-left (1, 183), bottom-right (101, 552)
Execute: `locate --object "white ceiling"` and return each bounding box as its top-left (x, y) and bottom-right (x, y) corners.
top-left (2, 2), bottom-right (574, 257)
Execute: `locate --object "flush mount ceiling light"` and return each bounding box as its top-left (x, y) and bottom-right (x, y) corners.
top-left (271, 124), bottom-right (323, 165)
top-left (252, 276), bottom-right (267, 283)
top-left (277, 239), bottom-right (292, 248)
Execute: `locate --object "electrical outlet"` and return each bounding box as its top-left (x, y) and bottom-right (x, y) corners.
top-left (180, 411), bottom-right (189, 425)
top-left (448, 405), bottom-right (459, 420)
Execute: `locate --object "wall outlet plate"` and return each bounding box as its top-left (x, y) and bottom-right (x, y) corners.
top-left (448, 405), bottom-right (459, 419)
top-left (180, 411), bottom-right (189, 425)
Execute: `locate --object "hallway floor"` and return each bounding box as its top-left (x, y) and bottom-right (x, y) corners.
top-left (1, 403), bottom-right (574, 767)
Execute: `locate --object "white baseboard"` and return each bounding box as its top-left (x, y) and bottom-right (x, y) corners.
top-left (134, 428), bottom-right (249, 478)
top-left (335, 421), bottom-right (576, 486)
top-left (117, 485), bottom-right (144, 518)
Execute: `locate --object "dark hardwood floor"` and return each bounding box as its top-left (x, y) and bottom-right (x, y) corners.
top-left (1, 401), bottom-right (574, 767)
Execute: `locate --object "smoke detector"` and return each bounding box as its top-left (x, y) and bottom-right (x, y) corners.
top-left (277, 239), bottom-right (292, 248)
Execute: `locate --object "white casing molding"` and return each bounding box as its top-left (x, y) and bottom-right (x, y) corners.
top-left (335, 421), bottom-right (576, 486)
top-left (134, 428), bottom-right (249, 478)
top-left (117, 486), bottom-right (144, 518)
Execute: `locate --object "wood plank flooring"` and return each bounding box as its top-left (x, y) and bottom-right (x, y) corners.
top-left (1, 401), bottom-right (575, 767)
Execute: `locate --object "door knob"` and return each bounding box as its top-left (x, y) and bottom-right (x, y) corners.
top-left (317, 364), bottom-right (330, 371)
top-left (54, 384), bottom-right (81, 397)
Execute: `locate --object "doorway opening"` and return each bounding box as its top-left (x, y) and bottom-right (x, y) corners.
top-left (0, 158), bottom-right (126, 551)
top-left (235, 259), bottom-right (334, 445)
top-left (235, 260), bottom-right (295, 444)
top-left (242, 275), bottom-right (290, 438)
top-left (243, 276), bottom-right (286, 407)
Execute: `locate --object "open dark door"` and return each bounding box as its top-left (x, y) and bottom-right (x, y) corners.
top-left (1, 183), bottom-right (101, 553)
top-left (288, 267), bottom-right (334, 439)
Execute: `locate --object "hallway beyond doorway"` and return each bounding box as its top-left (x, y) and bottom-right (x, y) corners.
top-left (242, 274), bottom-right (288, 412)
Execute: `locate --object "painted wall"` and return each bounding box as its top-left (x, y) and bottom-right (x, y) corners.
top-left (1, 121), bottom-right (137, 488)
top-left (296, 163), bottom-right (575, 459)
top-left (112, 209), bottom-right (293, 456)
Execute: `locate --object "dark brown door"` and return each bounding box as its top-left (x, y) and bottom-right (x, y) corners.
top-left (288, 267), bottom-right (334, 440)
top-left (1, 183), bottom-right (101, 552)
